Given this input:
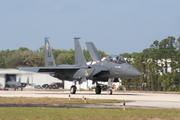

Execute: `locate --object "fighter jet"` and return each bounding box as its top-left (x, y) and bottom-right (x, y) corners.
top-left (5, 78), bottom-right (29, 91)
top-left (6, 80), bottom-right (21, 91)
top-left (19, 37), bottom-right (141, 95)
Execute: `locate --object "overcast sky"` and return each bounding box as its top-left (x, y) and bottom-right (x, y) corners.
top-left (0, 0), bottom-right (180, 55)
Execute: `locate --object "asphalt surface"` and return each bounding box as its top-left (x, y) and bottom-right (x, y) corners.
top-left (0, 90), bottom-right (180, 109)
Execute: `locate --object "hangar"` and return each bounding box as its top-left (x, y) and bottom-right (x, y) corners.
top-left (0, 69), bottom-right (61, 89)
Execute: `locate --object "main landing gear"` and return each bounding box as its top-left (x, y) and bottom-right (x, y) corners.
top-left (70, 85), bottom-right (77, 94)
top-left (93, 81), bottom-right (101, 94)
top-left (107, 78), bottom-right (115, 95)
top-left (95, 85), bottom-right (101, 94)
top-left (13, 86), bottom-right (17, 91)
top-left (70, 81), bottom-right (77, 94)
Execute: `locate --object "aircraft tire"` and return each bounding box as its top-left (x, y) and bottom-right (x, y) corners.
top-left (13, 87), bottom-right (16, 91)
top-left (95, 86), bottom-right (101, 94)
top-left (70, 86), bottom-right (76, 94)
top-left (108, 89), bottom-right (112, 95)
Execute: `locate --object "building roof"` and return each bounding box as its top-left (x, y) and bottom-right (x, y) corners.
top-left (0, 69), bottom-right (36, 75)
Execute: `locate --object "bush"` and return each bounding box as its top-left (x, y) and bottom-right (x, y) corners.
top-left (117, 85), bottom-right (124, 91)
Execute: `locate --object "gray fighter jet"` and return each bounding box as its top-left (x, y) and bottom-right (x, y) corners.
top-left (19, 37), bottom-right (141, 95)
top-left (6, 80), bottom-right (21, 91)
top-left (5, 77), bottom-right (29, 91)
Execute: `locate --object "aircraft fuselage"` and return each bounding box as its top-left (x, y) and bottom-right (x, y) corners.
top-left (55, 60), bottom-right (141, 82)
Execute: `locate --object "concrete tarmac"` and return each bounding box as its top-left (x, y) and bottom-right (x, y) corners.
top-left (0, 90), bottom-right (180, 109)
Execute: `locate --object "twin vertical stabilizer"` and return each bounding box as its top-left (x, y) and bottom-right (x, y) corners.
top-left (44, 37), bottom-right (87, 67)
top-left (74, 38), bottom-right (87, 66)
top-left (86, 42), bottom-right (101, 62)
top-left (44, 37), bottom-right (56, 67)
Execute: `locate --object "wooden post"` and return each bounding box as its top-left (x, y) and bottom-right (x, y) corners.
top-left (69, 95), bottom-right (71, 100)
top-left (123, 102), bottom-right (126, 110)
top-left (84, 97), bottom-right (87, 103)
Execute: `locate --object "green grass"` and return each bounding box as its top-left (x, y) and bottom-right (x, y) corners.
top-left (0, 97), bottom-right (131, 104)
top-left (0, 107), bottom-right (180, 120)
top-left (0, 97), bottom-right (179, 120)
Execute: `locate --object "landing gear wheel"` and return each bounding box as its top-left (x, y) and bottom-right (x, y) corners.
top-left (21, 87), bottom-right (23, 91)
top-left (108, 89), bottom-right (112, 95)
top-left (95, 86), bottom-right (101, 94)
top-left (70, 86), bottom-right (77, 94)
top-left (13, 87), bottom-right (17, 91)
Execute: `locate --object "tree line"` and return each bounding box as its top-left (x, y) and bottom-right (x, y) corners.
top-left (0, 36), bottom-right (179, 91)
top-left (120, 36), bottom-right (180, 91)
top-left (0, 47), bottom-right (107, 68)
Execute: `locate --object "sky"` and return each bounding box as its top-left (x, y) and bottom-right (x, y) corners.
top-left (0, 0), bottom-right (180, 55)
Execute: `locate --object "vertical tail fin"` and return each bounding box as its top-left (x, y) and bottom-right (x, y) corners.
top-left (74, 37), bottom-right (87, 65)
top-left (85, 42), bottom-right (101, 62)
top-left (44, 37), bottom-right (56, 67)
top-left (18, 78), bottom-right (21, 83)
top-left (27, 78), bottom-right (29, 85)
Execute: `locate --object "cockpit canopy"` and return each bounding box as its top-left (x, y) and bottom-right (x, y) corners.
top-left (105, 55), bottom-right (126, 64)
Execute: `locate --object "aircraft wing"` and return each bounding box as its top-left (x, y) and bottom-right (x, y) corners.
top-left (38, 65), bottom-right (80, 72)
top-left (18, 65), bottom-right (81, 73)
top-left (39, 64), bottom-right (110, 77)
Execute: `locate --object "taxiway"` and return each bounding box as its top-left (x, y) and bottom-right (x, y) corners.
top-left (0, 90), bottom-right (179, 109)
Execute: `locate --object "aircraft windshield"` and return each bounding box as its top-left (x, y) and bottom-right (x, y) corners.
top-left (105, 55), bottom-right (126, 64)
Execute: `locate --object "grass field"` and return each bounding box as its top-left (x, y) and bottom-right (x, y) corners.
top-left (0, 97), bottom-right (131, 104)
top-left (0, 97), bottom-right (179, 120)
top-left (0, 107), bottom-right (180, 120)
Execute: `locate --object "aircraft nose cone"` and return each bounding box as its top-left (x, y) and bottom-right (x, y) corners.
top-left (124, 66), bottom-right (141, 78)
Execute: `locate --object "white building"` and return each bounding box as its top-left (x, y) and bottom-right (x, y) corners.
top-left (0, 69), bottom-right (61, 89)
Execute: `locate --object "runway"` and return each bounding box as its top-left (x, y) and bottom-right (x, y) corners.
top-left (0, 90), bottom-right (180, 109)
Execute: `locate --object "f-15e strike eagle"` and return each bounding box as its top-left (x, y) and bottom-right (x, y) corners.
top-left (19, 37), bottom-right (141, 95)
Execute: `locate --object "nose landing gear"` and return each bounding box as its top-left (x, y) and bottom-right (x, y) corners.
top-left (94, 78), bottom-right (115, 95)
